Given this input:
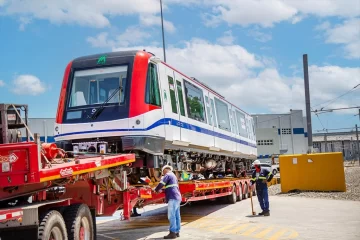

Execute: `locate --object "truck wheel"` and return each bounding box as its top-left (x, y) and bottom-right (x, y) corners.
top-left (38, 210), bottom-right (68, 240)
top-left (227, 185), bottom-right (237, 204)
top-left (63, 204), bottom-right (94, 240)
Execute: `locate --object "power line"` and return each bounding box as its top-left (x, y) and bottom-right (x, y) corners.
top-left (315, 127), bottom-right (355, 132)
top-left (312, 106), bottom-right (360, 114)
top-left (312, 83), bottom-right (360, 109)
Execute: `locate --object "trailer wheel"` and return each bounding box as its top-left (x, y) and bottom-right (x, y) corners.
top-left (63, 204), bottom-right (94, 240)
top-left (38, 210), bottom-right (68, 240)
top-left (242, 184), bottom-right (248, 200)
top-left (236, 184), bottom-right (242, 201)
top-left (227, 185), bottom-right (237, 204)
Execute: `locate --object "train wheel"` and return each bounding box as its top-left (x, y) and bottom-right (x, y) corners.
top-left (227, 185), bottom-right (237, 204)
top-left (63, 204), bottom-right (94, 240)
top-left (38, 210), bottom-right (67, 240)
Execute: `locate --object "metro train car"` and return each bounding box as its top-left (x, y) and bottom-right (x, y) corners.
top-left (54, 50), bottom-right (257, 182)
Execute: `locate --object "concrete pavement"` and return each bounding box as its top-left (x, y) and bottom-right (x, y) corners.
top-left (96, 196), bottom-right (360, 240)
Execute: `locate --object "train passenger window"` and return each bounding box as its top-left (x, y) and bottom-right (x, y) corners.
top-left (210, 98), bottom-right (218, 128)
top-left (214, 98), bottom-right (231, 132)
top-left (184, 80), bottom-right (206, 123)
top-left (236, 110), bottom-right (247, 138)
top-left (232, 110), bottom-right (239, 135)
top-left (168, 76), bottom-right (178, 114)
top-left (176, 80), bottom-right (186, 116)
top-left (205, 96), bottom-right (212, 126)
top-left (145, 63), bottom-right (161, 106)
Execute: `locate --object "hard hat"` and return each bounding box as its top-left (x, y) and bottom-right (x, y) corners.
top-left (162, 165), bottom-right (173, 172)
top-left (253, 160), bottom-right (260, 165)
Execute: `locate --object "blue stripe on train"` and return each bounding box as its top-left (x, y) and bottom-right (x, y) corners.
top-left (54, 118), bottom-right (257, 148)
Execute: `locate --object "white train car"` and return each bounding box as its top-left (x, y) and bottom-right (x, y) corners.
top-left (54, 50), bottom-right (257, 181)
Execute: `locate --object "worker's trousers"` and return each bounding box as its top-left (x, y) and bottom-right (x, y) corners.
top-left (168, 199), bottom-right (181, 233)
top-left (256, 187), bottom-right (269, 212)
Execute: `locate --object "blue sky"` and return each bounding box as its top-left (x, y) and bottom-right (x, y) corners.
top-left (0, 0), bottom-right (359, 133)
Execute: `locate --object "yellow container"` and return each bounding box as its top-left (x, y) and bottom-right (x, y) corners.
top-left (279, 152), bottom-right (346, 193)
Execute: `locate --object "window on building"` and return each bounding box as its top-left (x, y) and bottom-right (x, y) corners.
top-left (281, 128), bottom-right (291, 134)
top-left (205, 96), bottom-right (212, 126)
top-left (236, 110), bottom-right (247, 137)
top-left (257, 140), bottom-right (274, 146)
top-left (168, 76), bottom-right (178, 113)
top-left (214, 98), bottom-right (231, 132)
top-left (176, 80), bottom-right (186, 116)
top-left (184, 80), bottom-right (206, 123)
top-left (145, 63), bottom-right (161, 106)
top-left (210, 98), bottom-right (218, 128)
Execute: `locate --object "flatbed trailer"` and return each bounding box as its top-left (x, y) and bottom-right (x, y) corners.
top-left (0, 139), bottom-right (255, 240)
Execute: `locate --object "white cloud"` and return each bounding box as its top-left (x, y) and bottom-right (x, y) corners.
top-left (198, 0), bottom-right (360, 27)
top-left (0, 80), bottom-right (5, 87)
top-left (139, 14), bottom-right (176, 33)
top-left (12, 75), bottom-right (46, 95)
top-left (87, 26), bottom-right (151, 48)
top-left (216, 30), bottom-right (235, 45)
top-left (247, 28), bottom-right (272, 42)
top-left (111, 40), bottom-right (359, 115)
top-left (18, 16), bottom-right (31, 31)
top-left (2, 0), bottom-right (160, 28)
top-left (324, 18), bottom-right (360, 59)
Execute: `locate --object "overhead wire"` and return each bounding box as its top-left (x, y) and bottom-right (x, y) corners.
top-left (311, 83), bottom-right (360, 109)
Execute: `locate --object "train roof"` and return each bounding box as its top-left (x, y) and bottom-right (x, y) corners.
top-left (71, 50), bottom-right (251, 117)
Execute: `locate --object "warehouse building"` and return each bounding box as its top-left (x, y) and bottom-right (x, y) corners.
top-left (252, 110), bottom-right (308, 158)
top-left (313, 131), bottom-right (359, 160)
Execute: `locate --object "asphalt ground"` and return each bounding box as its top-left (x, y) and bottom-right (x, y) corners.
top-left (96, 195), bottom-right (360, 240)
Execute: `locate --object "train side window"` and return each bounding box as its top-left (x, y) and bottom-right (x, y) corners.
top-left (176, 80), bottom-right (186, 116)
top-left (168, 76), bottom-right (178, 114)
top-left (205, 96), bottom-right (212, 126)
top-left (184, 80), bottom-right (206, 123)
top-left (145, 63), bottom-right (161, 106)
top-left (236, 110), bottom-right (247, 137)
top-left (232, 110), bottom-right (239, 135)
top-left (214, 98), bottom-right (231, 132)
top-left (210, 98), bottom-right (218, 128)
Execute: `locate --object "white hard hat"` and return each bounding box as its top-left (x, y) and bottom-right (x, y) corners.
top-left (253, 160), bottom-right (260, 165)
top-left (162, 165), bottom-right (173, 172)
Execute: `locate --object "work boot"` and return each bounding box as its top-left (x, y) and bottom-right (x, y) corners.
top-left (264, 210), bottom-right (270, 216)
top-left (176, 232), bottom-right (180, 237)
top-left (131, 212), bottom-right (141, 217)
top-left (164, 232), bottom-right (177, 239)
top-left (258, 211), bottom-right (264, 216)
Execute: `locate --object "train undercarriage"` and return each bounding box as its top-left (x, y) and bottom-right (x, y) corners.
top-left (57, 137), bottom-right (254, 184)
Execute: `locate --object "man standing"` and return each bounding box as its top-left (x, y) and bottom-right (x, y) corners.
top-left (250, 160), bottom-right (273, 216)
top-left (154, 165), bottom-right (182, 239)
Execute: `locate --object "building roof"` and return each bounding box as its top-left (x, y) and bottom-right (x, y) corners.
top-left (313, 131), bottom-right (358, 142)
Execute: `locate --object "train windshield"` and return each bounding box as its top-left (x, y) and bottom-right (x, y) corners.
top-left (68, 65), bottom-right (128, 108)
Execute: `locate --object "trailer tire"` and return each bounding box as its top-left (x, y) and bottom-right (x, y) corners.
top-left (236, 184), bottom-right (242, 201)
top-left (242, 184), bottom-right (248, 200)
top-left (227, 185), bottom-right (237, 204)
top-left (63, 204), bottom-right (94, 240)
top-left (38, 210), bottom-right (68, 240)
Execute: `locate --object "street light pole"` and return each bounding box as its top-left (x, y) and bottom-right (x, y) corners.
top-left (303, 54), bottom-right (313, 153)
top-left (160, 0), bottom-right (166, 62)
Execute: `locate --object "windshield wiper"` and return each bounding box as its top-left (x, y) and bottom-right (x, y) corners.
top-left (91, 86), bottom-right (122, 120)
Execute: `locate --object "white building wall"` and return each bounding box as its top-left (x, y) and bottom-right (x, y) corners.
top-left (252, 110), bottom-right (307, 157)
top-left (19, 118), bottom-right (55, 142)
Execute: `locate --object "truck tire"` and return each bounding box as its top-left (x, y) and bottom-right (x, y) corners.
top-left (227, 185), bottom-right (237, 204)
top-left (38, 210), bottom-right (68, 240)
top-left (63, 204), bottom-right (94, 240)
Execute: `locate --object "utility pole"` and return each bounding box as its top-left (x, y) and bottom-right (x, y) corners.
top-left (160, 0), bottom-right (166, 62)
top-left (356, 124), bottom-right (359, 165)
top-left (303, 54), bottom-right (313, 153)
